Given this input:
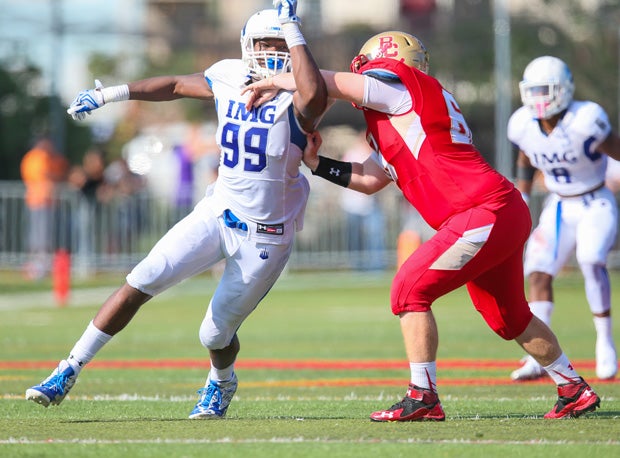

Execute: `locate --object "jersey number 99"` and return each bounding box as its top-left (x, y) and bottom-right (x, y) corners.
top-left (221, 122), bottom-right (268, 172)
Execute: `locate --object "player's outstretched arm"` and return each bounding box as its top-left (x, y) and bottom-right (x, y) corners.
top-left (67, 73), bottom-right (212, 121)
top-left (274, 0), bottom-right (327, 132)
top-left (303, 130), bottom-right (390, 195)
top-left (127, 73), bottom-right (212, 101)
top-left (243, 69), bottom-right (365, 112)
top-left (242, 73), bottom-right (295, 110)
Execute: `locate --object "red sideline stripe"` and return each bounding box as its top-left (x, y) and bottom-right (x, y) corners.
top-left (245, 377), bottom-right (620, 387)
top-left (242, 378), bottom-right (539, 388)
top-left (0, 358), bottom-right (603, 370)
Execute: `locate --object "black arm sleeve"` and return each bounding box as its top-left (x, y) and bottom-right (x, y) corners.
top-left (311, 155), bottom-right (352, 188)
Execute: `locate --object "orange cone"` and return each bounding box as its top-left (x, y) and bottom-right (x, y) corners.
top-left (52, 249), bottom-right (71, 307)
top-left (396, 230), bottom-right (421, 269)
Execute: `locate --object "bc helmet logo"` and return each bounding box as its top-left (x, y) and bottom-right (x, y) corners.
top-left (378, 36), bottom-right (399, 59)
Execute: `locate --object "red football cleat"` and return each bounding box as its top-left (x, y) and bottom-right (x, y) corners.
top-left (544, 377), bottom-right (601, 419)
top-left (370, 384), bottom-right (445, 422)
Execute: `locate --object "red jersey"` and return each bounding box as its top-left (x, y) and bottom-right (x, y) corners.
top-left (358, 58), bottom-right (515, 229)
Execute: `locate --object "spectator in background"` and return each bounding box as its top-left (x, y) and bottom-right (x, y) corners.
top-left (80, 148), bottom-right (107, 205)
top-left (172, 143), bottom-right (195, 223)
top-left (186, 124), bottom-right (221, 199)
top-left (339, 132), bottom-right (385, 270)
top-left (99, 157), bottom-right (146, 254)
top-left (20, 137), bottom-right (68, 279)
top-left (68, 148), bottom-right (108, 272)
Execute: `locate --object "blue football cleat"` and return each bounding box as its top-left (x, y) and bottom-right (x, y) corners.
top-left (189, 372), bottom-right (238, 419)
top-left (25, 362), bottom-right (77, 407)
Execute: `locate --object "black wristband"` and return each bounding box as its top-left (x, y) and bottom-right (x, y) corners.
top-left (311, 155), bottom-right (352, 187)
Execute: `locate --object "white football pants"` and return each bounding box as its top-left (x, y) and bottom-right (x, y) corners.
top-left (524, 187), bottom-right (617, 314)
top-left (126, 196), bottom-right (293, 350)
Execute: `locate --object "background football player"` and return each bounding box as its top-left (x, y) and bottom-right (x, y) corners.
top-left (509, 56), bottom-right (620, 382)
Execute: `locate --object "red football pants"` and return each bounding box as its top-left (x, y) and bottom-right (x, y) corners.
top-left (392, 190), bottom-right (533, 340)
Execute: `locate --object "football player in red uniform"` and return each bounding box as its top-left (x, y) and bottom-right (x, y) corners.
top-left (245, 31), bottom-right (601, 420)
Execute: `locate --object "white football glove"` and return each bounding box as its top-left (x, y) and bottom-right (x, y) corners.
top-left (67, 79), bottom-right (105, 121)
top-left (273, 0), bottom-right (301, 24)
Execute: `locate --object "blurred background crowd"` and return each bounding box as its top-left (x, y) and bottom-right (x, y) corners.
top-left (0, 0), bottom-right (619, 280)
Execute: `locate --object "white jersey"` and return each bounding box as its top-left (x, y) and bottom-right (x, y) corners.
top-left (508, 100), bottom-right (611, 196)
top-left (204, 59), bottom-right (310, 243)
top-left (508, 100), bottom-right (618, 290)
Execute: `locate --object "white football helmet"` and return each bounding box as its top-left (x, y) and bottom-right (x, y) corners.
top-left (350, 31), bottom-right (429, 75)
top-left (240, 9), bottom-right (291, 80)
top-left (519, 56), bottom-right (574, 119)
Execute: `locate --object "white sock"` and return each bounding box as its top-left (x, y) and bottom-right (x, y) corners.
top-left (209, 363), bottom-right (234, 383)
top-left (593, 315), bottom-right (614, 344)
top-left (543, 353), bottom-right (580, 385)
top-left (529, 301), bottom-right (554, 327)
top-left (67, 320), bottom-right (113, 373)
top-left (409, 362), bottom-right (437, 392)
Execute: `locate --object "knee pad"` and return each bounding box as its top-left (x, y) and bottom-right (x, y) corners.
top-left (126, 252), bottom-right (171, 296)
top-left (198, 313), bottom-right (235, 350)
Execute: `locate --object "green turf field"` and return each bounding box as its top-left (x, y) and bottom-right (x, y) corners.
top-left (1, 269), bottom-right (618, 457)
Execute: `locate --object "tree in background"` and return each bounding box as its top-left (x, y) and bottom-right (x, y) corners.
top-left (0, 64), bottom-right (91, 180)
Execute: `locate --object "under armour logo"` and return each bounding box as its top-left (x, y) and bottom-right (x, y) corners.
top-left (69, 355), bottom-right (84, 367)
top-left (259, 248), bottom-right (269, 260)
top-left (378, 411), bottom-right (395, 419)
top-left (329, 168), bottom-right (341, 176)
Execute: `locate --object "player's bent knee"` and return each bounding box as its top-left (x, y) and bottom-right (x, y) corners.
top-left (126, 252), bottom-right (171, 295)
top-left (390, 271), bottom-right (433, 315)
top-left (579, 262), bottom-right (607, 275)
top-left (199, 320), bottom-right (234, 350)
top-left (488, 315), bottom-right (531, 341)
top-left (492, 326), bottom-right (519, 341)
top-left (390, 300), bottom-right (431, 315)
top-left (199, 329), bottom-right (231, 350)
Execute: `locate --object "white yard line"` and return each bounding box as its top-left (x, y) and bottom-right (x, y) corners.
top-left (2, 437), bottom-right (619, 445)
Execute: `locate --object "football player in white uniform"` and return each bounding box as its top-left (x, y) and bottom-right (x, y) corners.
top-left (508, 56), bottom-right (620, 381)
top-left (25, 1), bottom-right (327, 419)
